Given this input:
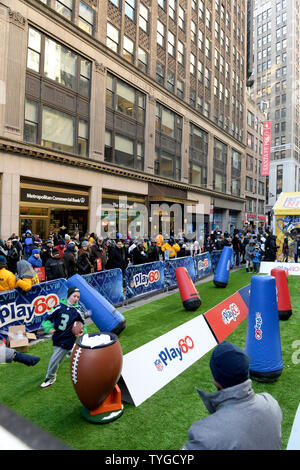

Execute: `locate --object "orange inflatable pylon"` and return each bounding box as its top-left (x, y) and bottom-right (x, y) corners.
top-left (271, 268), bottom-right (292, 321)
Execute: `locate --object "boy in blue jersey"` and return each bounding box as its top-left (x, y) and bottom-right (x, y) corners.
top-left (40, 287), bottom-right (86, 388)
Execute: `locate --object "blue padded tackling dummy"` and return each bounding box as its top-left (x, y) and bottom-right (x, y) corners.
top-left (67, 274), bottom-right (126, 335)
top-left (213, 246), bottom-right (233, 288)
top-left (245, 275), bottom-right (283, 382)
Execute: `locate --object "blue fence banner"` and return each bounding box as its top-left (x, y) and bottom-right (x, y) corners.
top-left (164, 256), bottom-right (196, 288)
top-left (125, 261), bottom-right (164, 299)
top-left (83, 269), bottom-right (124, 305)
top-left (194, 252), bottom-right (212, 280)
top-left (0, 278), bottom-right (68, 337)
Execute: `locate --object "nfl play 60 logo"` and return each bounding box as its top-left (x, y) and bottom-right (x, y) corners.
top-left (154, 336), bottom-right (194, 371)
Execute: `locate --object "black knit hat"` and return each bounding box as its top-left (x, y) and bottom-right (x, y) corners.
top-left (67, 287), bottom-right (80, 298)
top-left (209, 341), bottom-right (250, 389)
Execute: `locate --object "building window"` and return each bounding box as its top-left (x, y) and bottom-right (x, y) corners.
top-left (157, 20), bottom-right (165, 47)
top-left (107, 23), bottom-right (119, 52)
top-left (276, 165), bottom-right (283, 196)
top-left (105, 75), bottom-right (145, 170)
top-left (41, 106), bottom-right (75, 153)
top-left (27, 28), bottom-right (41, 73)
top-left (25, 28), bottom-right (90, 157)
top-left (24, 99), bottom-right (38, 144)
top-left (231, 150), bottom-right (241, 196)
top-left (139, 3), bottom-right (149, 33)
top-left (44, 37), bottom-right (77, 90)
top-left (189, 123), bottom-right (208, 187)
top-left (78, 2), bottom-right (94, 35)
top-left (168, 31), bottom-right (175, 56)
top-left (125, 0), bottom-right (135, 20)
top-left (55, 0), bottom-right (73, 21)
top-left (123, 36), bottom-right (134, 63)
top-left (190, 53), bottom-right (196, 75)
top-left (137, 47), bottom-right (148, 73)
top-left (169, 0), bottom-right (176, 21)
top-left (177, 40), bottom-right (184, 65)
top-left (155, 103), bottom-right (182, 181)
top-left (178, 6), bottom-right (185, 30)
top-left (156, 63), bottom-right (165, 85)
top-left (213, 139), bottom-right (227, 192)
top-left (176, 79), bottom-right (184, 99)
top-left (167, 71), bottom-right (175, 93)
top-left (246, 176), bottom-right (253, 192)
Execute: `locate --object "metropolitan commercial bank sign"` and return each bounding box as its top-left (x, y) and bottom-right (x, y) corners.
top-left (20, 188), bottom-right (89, 207)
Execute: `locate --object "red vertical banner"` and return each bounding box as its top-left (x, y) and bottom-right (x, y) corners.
top-left (261, 121), bottom-right (271, 176)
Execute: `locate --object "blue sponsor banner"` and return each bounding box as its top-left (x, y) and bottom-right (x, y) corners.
top-left (125, 261), bottom-right (164, 299)
top-left (83, 269), bottom-right (124, 305)
top-left (194, 252), bottom-right (212, 280)
top-left (0, 278), bottom-right (68, 338)
top-left (164, 256), bottom-right (196, 288)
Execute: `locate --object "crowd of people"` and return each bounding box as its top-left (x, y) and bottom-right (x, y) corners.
top-left (0, 225), bottom-right (287, 291)
top-left (204, 227), bottom-right (281, 273)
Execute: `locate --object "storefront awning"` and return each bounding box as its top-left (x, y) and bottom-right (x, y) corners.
top-left (273, 192), bottom-right (300, 216)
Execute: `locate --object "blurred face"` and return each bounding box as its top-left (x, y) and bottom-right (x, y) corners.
top-left (68, 292), bottom-right (80, 305)
top-left (116, 242), bottom-right (122, 249)
top-left (34, 253), bottom-right (40, 258)
top-left (6, 241), bottom-right (12, 247)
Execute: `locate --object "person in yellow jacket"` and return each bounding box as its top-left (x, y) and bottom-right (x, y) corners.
top-left (16, 260), bottom-right (39, 292)
top-left (161, 239), bottom-right (181, 259)
top-left (155, 233), bottom-right (164, 247)
top-left (0, 255), bottom-right (17, 291)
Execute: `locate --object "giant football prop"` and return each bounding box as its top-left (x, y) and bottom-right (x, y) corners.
top-left (70, 332), bottom-right (123, 423)
top-left (67, 274), bottom-right (126, 335)
top-left (213, 246), bottom-right (233, 288)
top-left (175, 267), bottom-right (202, 311)
top-left (271, 268), bottom-right (292, 321)
top-left (245, 275), bottom-right (283, 383)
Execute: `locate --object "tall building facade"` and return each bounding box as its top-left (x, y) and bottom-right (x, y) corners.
top-left (0, 0), bottom-right (249, 241)
top-left (244, 88), bottom-right (266, 230)
top-left (250, 0), bottom-right (300, 216)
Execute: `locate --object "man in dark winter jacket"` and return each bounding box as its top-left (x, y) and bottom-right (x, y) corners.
top-left (41, 239), bottom-right (54, 266)
top-left (76, 241), bottom-right (94, 275)
top-left (182, 342), bottom-right (282, 450)
top-left (131, 240), bottom-right (148, 265)
top-left (63, 242), bottom-right (78, 278)
top-left (45, 248), bottom-right (67, 281)
top-left (107, 240), bottom-right (128, 274)
top-left (5, 239), bottom-right (19, 274)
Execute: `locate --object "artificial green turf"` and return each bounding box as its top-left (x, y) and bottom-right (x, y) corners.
top-left (0, 270), bottom-right (299, 450)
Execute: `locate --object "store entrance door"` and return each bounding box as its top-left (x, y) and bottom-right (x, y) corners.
top-left (20, 217), bottom-right (49, 240)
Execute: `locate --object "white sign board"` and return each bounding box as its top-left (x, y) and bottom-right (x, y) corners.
top-left (119, 315), bottom-right (217, 406)
top-left (260, 262), bottom-right (300, 276)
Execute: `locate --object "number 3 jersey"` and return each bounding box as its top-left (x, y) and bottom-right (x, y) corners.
top-left (42, 299), bottom-right (86, 350)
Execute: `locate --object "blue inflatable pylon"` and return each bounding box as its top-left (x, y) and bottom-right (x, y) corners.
top-left (245, 275), bottom-right (283, 383)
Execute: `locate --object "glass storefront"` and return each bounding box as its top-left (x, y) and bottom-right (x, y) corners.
top-left (19, 182), bottom-right (89, 240)
top-left (101, 192), bottom-right (146, 239)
